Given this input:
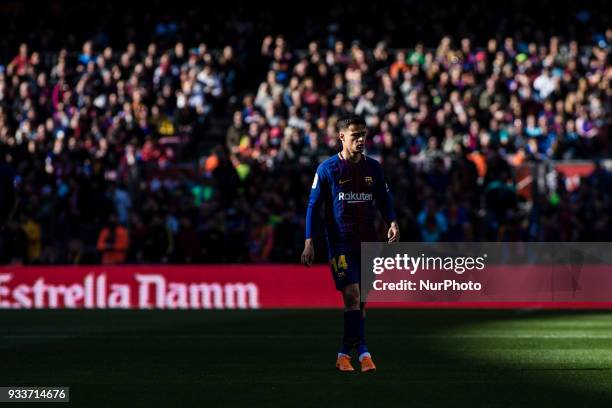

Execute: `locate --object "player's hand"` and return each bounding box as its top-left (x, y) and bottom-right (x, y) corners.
top-left (388, 221), bottom-right (400, 243)
top-left (301, 239), bottom-right (315, 267)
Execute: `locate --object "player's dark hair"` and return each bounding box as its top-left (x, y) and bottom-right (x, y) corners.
top-left (336, 115), bottom-right (366, 132)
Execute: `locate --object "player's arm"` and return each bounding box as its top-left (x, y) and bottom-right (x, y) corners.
top-left (374, 163), bottom-right (400, 242)
top-left (302, 166), bottom-right (326, 266)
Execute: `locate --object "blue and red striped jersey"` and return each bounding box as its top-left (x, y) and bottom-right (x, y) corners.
top-left (305, 153), bottom-right (396, 254)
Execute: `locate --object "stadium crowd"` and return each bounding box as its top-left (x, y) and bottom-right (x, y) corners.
top-left (0, 6), bottom-right (610, 264)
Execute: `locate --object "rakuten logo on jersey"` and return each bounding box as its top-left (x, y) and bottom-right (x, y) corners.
top-left (338, 192), bottom-right (373, 202)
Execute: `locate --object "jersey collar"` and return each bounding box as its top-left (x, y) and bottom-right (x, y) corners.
top-left (338, 152), bottom-right (364, 163)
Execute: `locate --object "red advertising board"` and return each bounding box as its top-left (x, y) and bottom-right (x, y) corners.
top-left (555, 162), bottom-right (595, 192)
top-left (0, 265), bottom-right (341, 309)
top-left (1, 265), bottom-right (611, 309)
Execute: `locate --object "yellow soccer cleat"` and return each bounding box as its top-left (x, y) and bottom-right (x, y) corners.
top-left (335, 355), bottom-right (355, 372)
top-left (360, 355), bottom-right (376, 373)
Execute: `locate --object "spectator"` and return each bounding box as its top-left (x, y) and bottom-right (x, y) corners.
top-left (143, 212), bottom-right (171, 263)
top-left (248, 212), bottom-right (274, 262)
top-left (0, 3), bottom-right (609, 264)
top-left (417, 200), bottom-right (449, 242)
top-left (174, 215), bottom-right (200, 263)
top-left (21, 212), bottom-right (41, 263)
top-left (96, 213), bottom-right (129, 264)
top-left (108, 182), bottom-right (132, 225)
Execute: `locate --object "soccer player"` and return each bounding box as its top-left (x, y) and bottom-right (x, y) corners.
top-left (301, 114), bottom-right (399, 372)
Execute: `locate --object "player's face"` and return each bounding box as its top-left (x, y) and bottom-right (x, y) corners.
top-left (340, 124), bottom-right (367, 154)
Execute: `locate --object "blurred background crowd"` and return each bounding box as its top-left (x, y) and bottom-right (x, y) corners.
top-left (0, 0), bottom-right (610, 265)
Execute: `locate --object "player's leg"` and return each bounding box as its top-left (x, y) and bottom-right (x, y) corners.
top-left (333, 252), bottom-right (361, 355)
top-left (335, 282), bottom-right (360, 371)
top-left (340, 282), bottom-right (361, 353)
top-left (344, 248), bottom-right (375, 372)
top-left (358, 299), bottom-right (376, 372)
top-left (332, 251), bottom-right (376, 371)
top-left (330, 252), bottom-right (359, 371)
top-left (339, 283), bottom-right (376, 372)
top-left (359, 300), bottom-right (366, 347)
top-left (345, 250), bottom-right (371, 365)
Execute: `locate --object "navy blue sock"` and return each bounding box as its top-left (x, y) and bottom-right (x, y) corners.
top-left (356, 315), bottom-right (369, 356)
top-left (339, 312), bottom-right (352, 355)
top-left (339, 344), bottom-right (352, 356)
top-left (341, 310), bottom-right (361, 354)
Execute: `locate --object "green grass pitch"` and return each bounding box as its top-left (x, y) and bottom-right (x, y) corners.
top-left (2, 309), bottom-right (612, 407)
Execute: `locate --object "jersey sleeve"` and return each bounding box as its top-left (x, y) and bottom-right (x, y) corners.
top-left (305, 164), bottom-right (328, 239)
top-left (374, 162), bottom-right (396, 225)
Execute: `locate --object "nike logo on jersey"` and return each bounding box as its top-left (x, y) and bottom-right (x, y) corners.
top-left (339, 178), bottom-right (351, 185)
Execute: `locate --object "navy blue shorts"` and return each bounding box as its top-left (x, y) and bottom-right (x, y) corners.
top-left (329, 250), bottom-right (361, 290)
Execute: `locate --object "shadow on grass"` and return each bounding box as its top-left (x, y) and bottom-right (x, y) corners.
top-left (0, 309), bottom-right (611, 407)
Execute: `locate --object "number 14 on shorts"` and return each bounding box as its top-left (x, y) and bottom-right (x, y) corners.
top-left (331, 255), bottom-right (348, 272)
